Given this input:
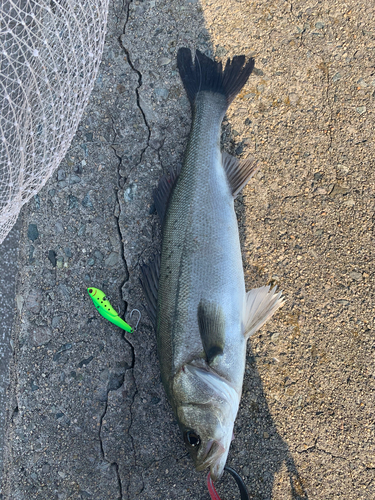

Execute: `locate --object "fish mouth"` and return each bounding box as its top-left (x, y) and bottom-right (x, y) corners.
top-left (195, 440), bottom-right (225, 473)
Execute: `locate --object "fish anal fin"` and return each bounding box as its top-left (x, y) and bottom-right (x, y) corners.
top-left (139, 252), bottom-right (160, 329)
top-left (243, 285), bottom-right (284, 339)
top-left (222, 151), bottom-right (260, 197)
top-left (153, 166), bottom-right (181, 225)
top-left (197, 299), bottom-right (226, 363)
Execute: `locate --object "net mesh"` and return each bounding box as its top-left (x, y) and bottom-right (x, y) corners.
top-left (0, 0), bottom-right (109, 244)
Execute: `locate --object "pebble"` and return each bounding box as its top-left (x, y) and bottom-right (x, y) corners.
top-left (68, 174), bottom-right (81, 185)
top-left (154, 88), bottom-right (169, 99)
top-left (31, 326), bottom-right (52, 346)
top-left (74, 163), bottom-right (83, 174)
top-left (57, 169), bottom-right (66, 181)
top-left (55, 221), bottom-right (64, 234)
top-left (158, 57), bottom-right (171, 66)
top-left (104, 252), bottom-right (119, 267)
top-left (48, 250), bottom-right (57, 267)
top-left (349, 272), bottom-right (362, 281)
top-left (337, 299), bottom-right (350, 306)
top-left (16, 295), bottom-right (24, 313)
top-left (78, 356), bottom-right (94, 368)
top-left (124, 183), bottom-right (137, 202)
top-left (215, 45), bottom-right (228, 58)
top-left (329, 184), bottom-right (349, 196)
top-left (343, 198), bottom-right (355, 207)
top-left (52, 316), bottom-right (62, 328)
top-left (94, 250), bottom-right (103, 261)
top-left (25, 289), bottom-right (42, 314)
top-left (82, 193), bottom-right (93, 209)
top-left (357, 78), bottom-right (367, 88)
top-left (68, 195), bottom-right (79, 209)
top-left (27, 223), bottom-right (39, 242)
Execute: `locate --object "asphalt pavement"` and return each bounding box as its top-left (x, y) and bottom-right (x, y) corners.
top-left (1, 0), bottom-right (374, 499)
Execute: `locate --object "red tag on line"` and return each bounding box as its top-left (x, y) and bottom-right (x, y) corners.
top-left (207, 472), bottom-right (222, 500)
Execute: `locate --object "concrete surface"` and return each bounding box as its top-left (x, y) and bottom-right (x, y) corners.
top-left (1, 0), bottom-right (374, 499)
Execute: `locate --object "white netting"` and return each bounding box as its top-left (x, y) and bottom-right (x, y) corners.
top-left (0, 0), bottom-right (109, 243)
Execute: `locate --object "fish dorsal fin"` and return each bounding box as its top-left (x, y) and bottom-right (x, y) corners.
top-left (197, 299), bottom-right (226, 363)
top-left (222, 151), bottom-right (260, 197)
top-left (140, 252), bottom-right (160, 329)
top-left (242, 285), bottom-right (285, 339)
top-left (153, 166), bottom-right (181, 225)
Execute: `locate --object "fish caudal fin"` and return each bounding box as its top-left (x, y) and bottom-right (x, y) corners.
top-left (242, 286), bottom-right (284, 339)
top-left (177, 48), bottom-right (255, 109)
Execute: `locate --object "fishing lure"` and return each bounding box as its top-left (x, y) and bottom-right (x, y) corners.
top-left (87, 287), bottom-right (140, 332)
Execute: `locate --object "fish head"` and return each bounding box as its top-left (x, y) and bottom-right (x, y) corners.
top-left (173, 362), bottom-right (240, 481)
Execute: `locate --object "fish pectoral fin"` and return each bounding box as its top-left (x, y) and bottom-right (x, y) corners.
top-left (140, 252), bottom-right (160, 329)
top-left (222, 151), bottom-right (260, 197)
top-left (243, 286), bottom-right (285, 339)
top-left (153, 166), bottom-right (181, 225)
top-left (197, 299), bottom-right (226, 363)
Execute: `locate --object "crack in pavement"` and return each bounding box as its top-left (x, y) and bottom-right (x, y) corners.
top-left (296, 438), bottom-right (374, 473)
top-left (101, 2), bottom-right (149, 497)
top-left (126, 371), bottom-right (145, 499)
top-left (110, 128), bottom-right (140, 500)
top-left (118, 0), bottom-right (151, 168)
top-left (98, 397), bottom-right (124, 500)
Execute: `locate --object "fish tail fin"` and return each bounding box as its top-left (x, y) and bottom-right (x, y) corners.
top-left (177, 48), bottom-right (255, 110)
top-left (243, 286), bottom-right (284, 339)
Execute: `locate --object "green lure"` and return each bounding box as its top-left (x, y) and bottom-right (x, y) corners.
top-left (87, 287), bottom-right (133, 333)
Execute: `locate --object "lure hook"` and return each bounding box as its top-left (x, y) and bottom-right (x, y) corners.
top-left (207, 467), bottom-right (249, 500)
top-left (129, 309), bottom-right (141, 331)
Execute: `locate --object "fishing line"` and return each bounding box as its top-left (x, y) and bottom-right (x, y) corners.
top-left (207, 467), bottom-right (249, 500)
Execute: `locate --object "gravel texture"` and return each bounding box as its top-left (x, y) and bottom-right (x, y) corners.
top-left (1, 0), bottom-right (374, 499)
top-left (0, 220), bottom-right (20, 486)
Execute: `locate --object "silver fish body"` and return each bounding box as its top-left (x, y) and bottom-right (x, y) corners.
top-left (141, 49), bottom-right (284, 481)
top-left (159, 91), bottom-right (245, 394)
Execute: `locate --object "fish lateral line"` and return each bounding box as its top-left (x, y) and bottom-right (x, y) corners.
top-left (87, 287), bottom-right (138, 333)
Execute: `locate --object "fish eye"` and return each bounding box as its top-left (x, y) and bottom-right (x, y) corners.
top-left (88, 289), bottom-right (93, 294)
top-left (184, 430), bottom-right (200, 447)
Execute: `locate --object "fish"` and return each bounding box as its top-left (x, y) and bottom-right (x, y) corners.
top-left (141, 48), bottom-right (284, 481)
top-left (87, 287), bottom-right (133, 332)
